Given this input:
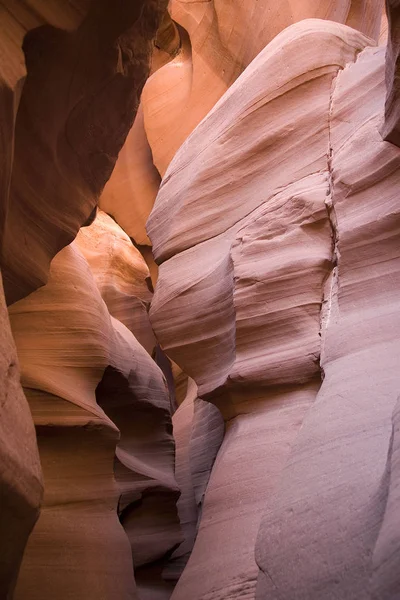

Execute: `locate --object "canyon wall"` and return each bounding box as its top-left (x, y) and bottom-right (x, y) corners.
top-left (145, 5), bottom-right (400, 600)
top-left (0, 1), bottom-right (172, 598)
top-left (1, 1), bottom-right (400, 599)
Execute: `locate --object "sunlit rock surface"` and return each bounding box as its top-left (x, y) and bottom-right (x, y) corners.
top-left (76, 210), bottom-right (156, 354)
top-left (1, 1), bottom-right (400, 599)
top-left (8, 241), bottom-right (179, 599)
top-left (255, 40), bottom-right (400, 600)
top-left (143, 0), bottom-right (383, 176)
top-left (148, 15), bottom-right (400, 600)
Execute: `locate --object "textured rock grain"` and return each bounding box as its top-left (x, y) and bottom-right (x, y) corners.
top-left (76, 210), bottom-right (156, 354)
top-left (9, 239), bottom-right (179, 599)
top-left (143, 0), bottom-right (383, 175)
top-left (382, 0), bottom-right (400, 143)
top-left (148, 19), bottom-right (374, 600)
top-left (1, 0), bottom-right (168, 305)
top-left (255, 41), bottom-right (400, 600)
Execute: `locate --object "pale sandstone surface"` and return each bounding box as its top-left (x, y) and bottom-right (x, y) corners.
top-left (148, 19), bottom-right (374, 600)
top-left (0, 0), bottom-right (168, 305)
top-left (101, 0), bottom-right (383, 242)
top-left (76, 210), bottom-right (156, 354)
top-left (143, 0), bottom-right (384, 176)
top-left (165, 379), bottom-right (224, 581)
top-left (169, 379), bottom-right (197, 575)
top-left (149, 20), bottom-right (371, 394)
top-left (171, 386), bottom-right (316, 600)
top-left (371, 396), bottom-right (400, 600)
top-left (255, 43), bottom-right (400, 599)
top-left (8, 242), bottom-right (180, 599)
top-left (1, 2), bottom-right (400, 600)
top-left (0, 274), bottom-right (42, 599)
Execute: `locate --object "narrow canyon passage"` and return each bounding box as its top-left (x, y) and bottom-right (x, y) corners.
top-left (1, 2), bottom-right (400, 600)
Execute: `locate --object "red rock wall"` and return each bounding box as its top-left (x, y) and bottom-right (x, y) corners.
top-left (1, 1), bottom-right (400, 599)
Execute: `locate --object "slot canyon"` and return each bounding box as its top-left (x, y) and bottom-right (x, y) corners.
top-left (1, 0), bottom-right (400, 599)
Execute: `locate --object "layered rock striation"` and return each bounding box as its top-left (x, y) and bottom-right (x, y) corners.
top-left (147, 12), bottom-right (400, 600)
top-left (256, 38), bottom-right (400, 600)
top-left (8, 224), bottom-right (180, 599)
top-left (1, 0), bottom-right (168, 305)
top-left (1, 1), bottom-right (400, 599)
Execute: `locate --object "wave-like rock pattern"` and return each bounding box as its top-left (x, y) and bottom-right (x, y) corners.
top-left (142, 0), bottom-right (383, 176)
top-left (1, 0), bottom-right (168, 305)
top-left (148, 19), bottom-right (374, 600)
top-left (371, 396), bottom-right (400, 599)
top-left (166, 379), bottom-right (224, 581)
top-left (100, 0), bottom-right (383, 245)
top-left (382, 0), bottom-right (400, 144)
top-left (76, 210), bottom-right (156, 354)
top-left (8, 237), bottom-right (180, 599)
top-left (255, 41), bottom-right (400, 600)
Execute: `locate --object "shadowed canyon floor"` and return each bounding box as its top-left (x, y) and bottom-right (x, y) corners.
top-left (1, 1), bottom-right (400, 599)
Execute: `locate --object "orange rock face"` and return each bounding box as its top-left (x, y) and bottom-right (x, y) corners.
top-left (8, 237), bottom-right (179, 599)
top-left (2, 1), bottom-right (400, 600)
top-left (0, 0), bottom-right (168, 305)
top-left (0, 274), bottom-right (42, 600)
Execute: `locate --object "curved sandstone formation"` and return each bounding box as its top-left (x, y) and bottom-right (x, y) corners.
top-left (142, 0), bottom-right (383, 176)
top-left (148, 14), bottom-right (400, 600)
top-left (148, 19), bottom-right (368, 599)
top-left (8, 240), bottom-right (180, 599)
top-left (9, 244), bottom-right (137, 599)
top-left (2, 1), bottom-right (400, 599)
top-left (255, 39), bottom-right (400, 600)
top-left (382, 0), bottom-right (400, 144)
top-left (102, 0), bottom-right (384, 242)
top-left (99, 11), bottom-right (181, 245)
top-left (76, 210), bottom-right (156, 354)
top-left (1, 0), bottom-right (169, 305)
top-left (165, 379), bottom-right (224, 581)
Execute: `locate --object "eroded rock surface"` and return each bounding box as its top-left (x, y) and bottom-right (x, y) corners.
top-left (76, 210), bottom-right (156, 354)
top-left (8, 239), bottom-right (179, 599)
top-left (147, 19), bottom-right (370, 600)
top-left (256, 40), bottom-right (400, 600)
top-left (143, 0), bottom-right (383, 176)
top-left (0, 274), bottom-right (42, 599)
top-left (166, 379), bottom-right (224, 582)
top-left (147, 14), bottom-right (400, 600)
top-left (2, 1), bottom-right (400, 599)
top-left (1, 0), bottom-right (168, 305)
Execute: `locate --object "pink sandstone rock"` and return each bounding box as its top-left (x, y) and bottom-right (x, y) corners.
top-left (142, 0), bottom-right (383, 176)
top-left (2, 1), bottom-right (400, 599)
top-left (255, 38), bottom-right (400, 600)
top-left (382, 0), bottom-right (400, 144)
top-left (165, 379), bottom-right (224, 582)
top-left (102, 1), bottom-right (384, 244)
top-left (8, 240), bottom-right (180, 599)
top-left (147, 15), bottom-right (400, 600)
top-left (76, 210), bottom-right (156, 354)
